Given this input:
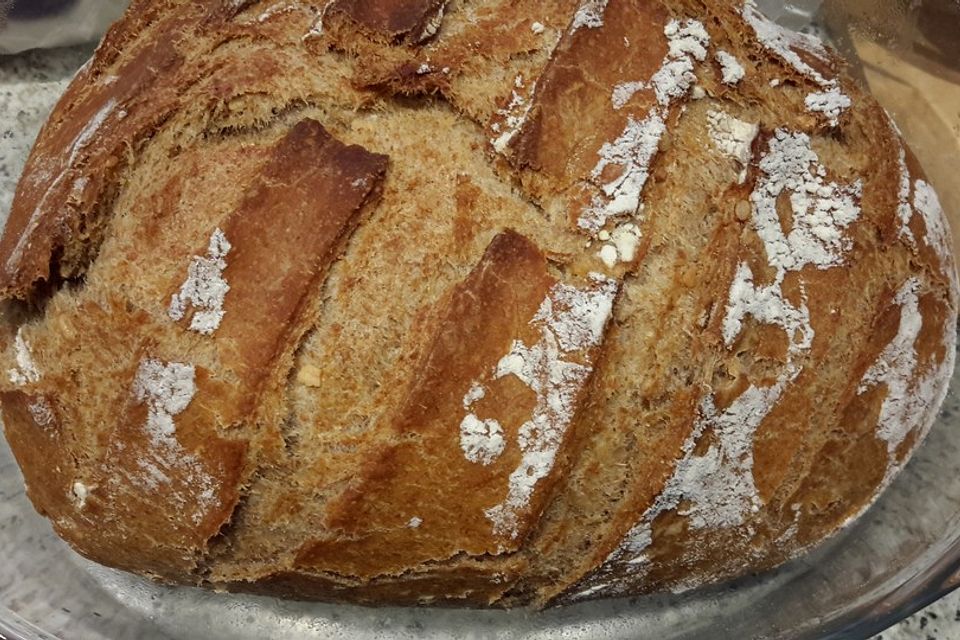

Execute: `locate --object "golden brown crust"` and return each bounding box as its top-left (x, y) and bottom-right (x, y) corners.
top-left (325, 0), bottom-right (450, 44)
top-left (0, 0), bottom-right (956, 608)
top-left (0, 21), bottom-right (183, 299)
top-left (495, 0), bottom-right (670, 213)
top-left (296, 230), bottom-right (616, 585)
top-left (211, 118), bottom-right (388, 399)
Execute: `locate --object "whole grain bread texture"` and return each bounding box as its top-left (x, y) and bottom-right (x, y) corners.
top-left (0, 0), bottom-right (955, 608)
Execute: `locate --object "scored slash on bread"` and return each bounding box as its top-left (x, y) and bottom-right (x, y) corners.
top-left (322, 0), bottom-right (450, 44)
top-left (0, 0), bottom-right (956, 608)
top-left (297, 231), bottom-right (617, 576)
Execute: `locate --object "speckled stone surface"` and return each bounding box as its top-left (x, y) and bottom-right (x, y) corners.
top-left (0, 44), bottom-right (959, 640)
top-left (0, 44), bottom-right (93, 218)
top-left (874, 600), bottom-right (960, 640)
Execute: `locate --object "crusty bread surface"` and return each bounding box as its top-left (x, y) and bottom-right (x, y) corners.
top-left (0, 0), bottom-right (956, 608)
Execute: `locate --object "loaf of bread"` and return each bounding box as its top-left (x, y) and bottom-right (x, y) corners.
top-left (0, 0), bottom-right (955, 608)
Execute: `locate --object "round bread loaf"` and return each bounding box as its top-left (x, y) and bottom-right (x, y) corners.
top-left (0, 0), bottom-right (956, 608)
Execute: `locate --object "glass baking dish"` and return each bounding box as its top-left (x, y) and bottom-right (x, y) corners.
top-left (1, 2), bottom-right (958, 638)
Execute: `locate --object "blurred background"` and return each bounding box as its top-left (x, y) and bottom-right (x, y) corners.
top-left (0, 0), bottom-right (126, 53)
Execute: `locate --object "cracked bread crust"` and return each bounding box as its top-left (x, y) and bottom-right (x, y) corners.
top-left (0, 0), bottom-right (956, 608)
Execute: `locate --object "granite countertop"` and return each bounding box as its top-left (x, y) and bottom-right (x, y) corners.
top-left (1, 44), bottom-right (959, 640)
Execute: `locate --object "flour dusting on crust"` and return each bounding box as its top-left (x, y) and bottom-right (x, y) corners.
top-left (8, 97), bottom-right (118, 272)
top-left (741, 0), bottom-right (832, 87)
top-left (169, 228), bottom-right (232, 335)
top-left (715, 50), bottom-right (745, 85)
top-left (130, 358), bottom-right (219, 523)
top-left (8, 328), bottom-right (40, 386)
top-left (302, 0), bottom-right (334, 39)
top-left (893, 142), bottom-right (957, 289)
top-left (532, 279), bottom-right (616, 352)
top-left (895, 146), bottom-right (915, 244)
top-left (570, 0), bottom-right (609, 34)
top-left (415, 2), bottom-right (447, 42)
top-left (751, 129), bottom-right (862, 272)
top-left (491, 74), bottom-right (535, 154)
top-left (485, 275), bottom-right (617, 539)
top-left (580, 19), bottom-right (710, 233)
top-left (723, 262), bottom-right (813, 349)
top-left (741, 1), bottom-right (851, 124)
top-left (597, 223), bottom-right (642, 267)
top-left (459, 414), bottom-right (506, 465)
top-left (706, 109), bottom-right (758, 180)
top-left (573, 125), bottom-right (861, 599)
top-left (611, 81), bottom-right (645, 110)
top-left (580, 111), bottom-right (667, 234)
top-left (71, 481), bottom-right (90, 509)
top-left (914, 180), bottom-right (957, 288)
top-left (804, 87), bottom-right (852, 128)
top-left (134, 358), bottom-right (197, 443)
top-left (456, 275), bottom-right (617, 539)
top-left (649, 20), bottom-right (710, 107)
top-left (858, 278), bottom-right (955, 483)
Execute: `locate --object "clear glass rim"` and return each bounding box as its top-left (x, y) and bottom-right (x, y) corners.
top-left (806, 536), bottom-right (960, 639)
top-left (0, 535), bottom-right (957, 640)
top-left (0, 605), bottom-right (60, 640)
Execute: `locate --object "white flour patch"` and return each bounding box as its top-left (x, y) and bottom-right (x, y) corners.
top-left (741, 0), bottom-right (832, 87)
top-left (483, 329), bottom-right (593, 538)
top-left (858, 277), bottom-right (954, 484)
top-left (610, 223), bottom-right (642, 262)
top-left (804, 87), bottom-right (852, 127)
top-left (130, 358), bottom-right (219, 524)
top-left (302, 0), bottom-right (334, 39)
top-left (893, 146), bottom-right (957, 289)
top-left (598, 223), bottom-right (642, 267)
top-left (134, 358), bottom-right (197, 444)
top-left (168, 228), bottom-right (232, 335)
top-left (706, 109), bottom-right (758, 179)
top-left (723, 262), bottom-right (814, 349)
top-left (459, 414), bottom-right (506, 465)
top-left (8, 328), bottom-right (40, 386)
top-left (415, 2), bottom-right (446, 41)
top-left (254, 2), bottom-right (310, 23)
top-left (462, 381), bottom-right (486, 409)
top-left (570, 0), bottom-right (609, 33)
top-left (579, 110), bottom-right (667, 234)
top-left (598, 244), bottom-right (618, 268)
top-left (491, 74), bottom-right (535, 154)
top-left (649, 20), bottom-right (710, 107)
top-left (457, 276), bottom-right (617, 539)
top-left (750, 129), bottom-right (862, 272)
top-left (895, 146), bottom-right (915, 244)
top-left (71, 482), bottom-right (89, 509)
top-left (532, 278), bottom-right (616, 352)
top-left (859, 278), bottom-right (923, 458)
top-left (715, 50), bottom-right (745, 85)
top-left (914, 180), bottom-right (958, 290)
top-left (581, 19), bottom-right (710, 234)
top-left (611, 81), bottom-right (646, 110)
